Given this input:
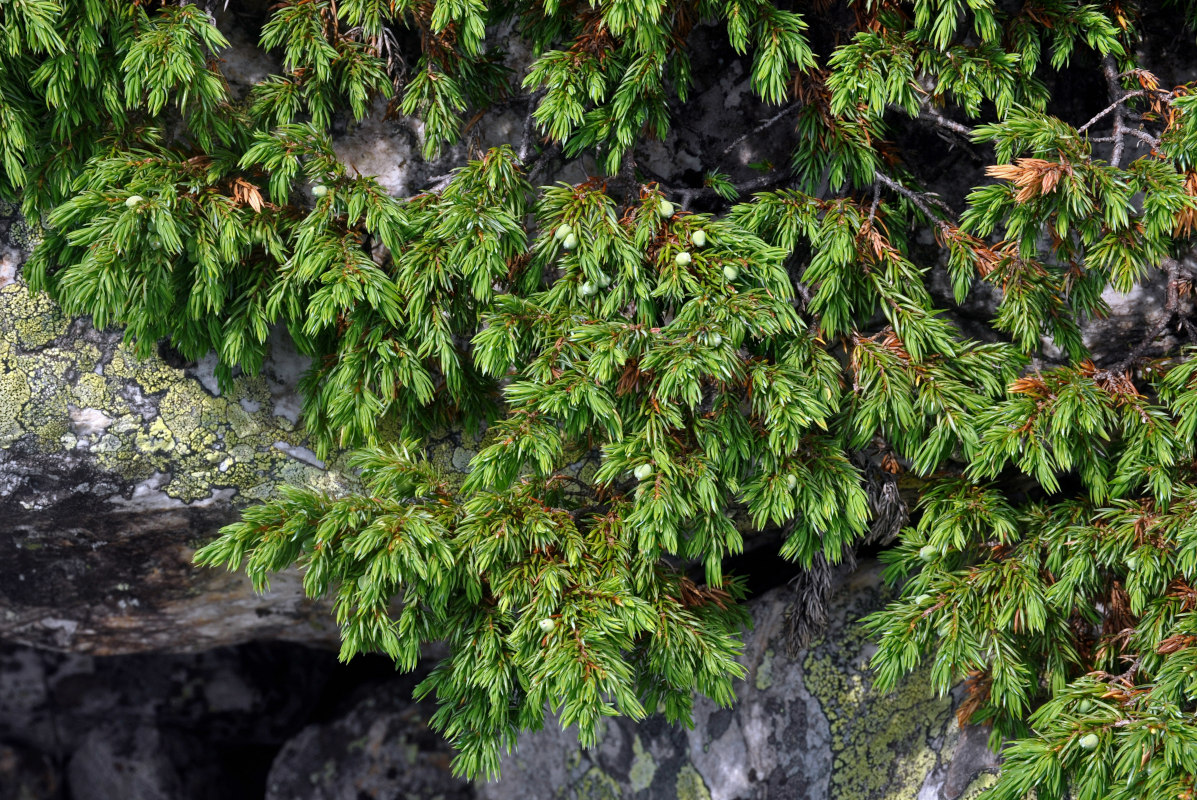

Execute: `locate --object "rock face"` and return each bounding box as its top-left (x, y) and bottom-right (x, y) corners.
top-left (0, 561), bottom-right (998, 800)
top-left (264, 687), bottom-right (472, 800)
top-left (0, 639), bottom-right (343, 800)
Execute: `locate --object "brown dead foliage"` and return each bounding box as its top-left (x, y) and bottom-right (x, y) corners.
top-left (985, 158), bottom-right (1073, 203)
top-left (231, 178), bottom-right (265, 213)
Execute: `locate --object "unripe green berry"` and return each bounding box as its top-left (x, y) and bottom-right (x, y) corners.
top-left (691, 229), bottom-right (707, 247)
top-left (312, 184), bottom-right (328, 198)
top-left (597, 273), bottom-right (611, 288)
top-left (562, 233), bottom-right (578, 250)
top-left (918, 545), bottom-right (938, 562)
top-left (538, 618), bottom-right (555, 633)
top-left (633, 463), bottom-right (653, 481)
top-left (709, 332), bottom-right (723, 347)
top-left (658, 199), bottom-right (675, 218)
top-left (125, 195), bottom-right (143, 208)
top-left (1125, 556), bottom-right (1139, 571)
top-left (786, 474), bottom-right (797, 490)
top-left (580, 281), bottom-right (596, 297)
top-left (1076, 699), bottom-right (1094, 714)
top-left (723, 264), bottom-right (739, 281)
top-left (1079, 733), bottom-right (1099, 751)
top-left (675, 251), bottom-right (692, 266)
top-left (554, 223), bottom-right (572, 241)
top-left (149, 237), bottom-right (162, 250)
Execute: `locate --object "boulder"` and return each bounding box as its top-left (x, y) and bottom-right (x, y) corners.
top-left (264, 687), bottom-right (471, 800)
top-left (0, 639), bottom-right (343, 800)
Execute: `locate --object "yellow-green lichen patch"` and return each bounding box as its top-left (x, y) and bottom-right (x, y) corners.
top-left (755, 648), bottom-right (775, 690)
top-left (136, 417), bottom-right (176, 454)
top-left (106, 347), bottom-right (184, 395)
top-left (628, 735), bottom-right (656, 793)
top-left (576, 766), bottom-right (621, 800)
top-left (19, 358), bottom-right (73, 447)
top-left (424, 428), bottom-right (487, 488)
top-left (0, 353), bottom-right (31, 446)
top-left (6, 214), bottom-right (44, 251)
top-left (0, 283), bottom-right (70, 349)
top-left (960, 771), bottom-right (999, 799)
top-left (674, 765), bottom-right (712, 800)
top-left (802, 618), bottom-right (953, 800)
top-left (71, 371), bottom-right (127, 415)
top-left (0, 275), bottom-right (355, 504)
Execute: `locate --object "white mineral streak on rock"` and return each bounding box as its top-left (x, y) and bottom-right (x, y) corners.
top-left (0, 243), bottom-right (19, 288)
top-left (69, 407), bottom-right (113, 439)
top-left (272, 441), bottom-right (324, 470)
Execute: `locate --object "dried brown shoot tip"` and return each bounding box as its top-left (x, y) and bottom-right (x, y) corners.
top-left (985, 158), bottom-right (1074, 203)
top-left (1175, 171), bottom-right (1197, 237)
top-left (232, 178), bottom-right (265, 212)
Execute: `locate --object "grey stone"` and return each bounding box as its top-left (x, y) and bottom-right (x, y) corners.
top-left (67, 724), bottom-right (184, 800)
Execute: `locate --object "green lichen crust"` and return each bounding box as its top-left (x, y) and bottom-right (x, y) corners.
top-left (674, 765), bottom-right (712, 800)
top-left (0, 274), bottom-right (350, 503)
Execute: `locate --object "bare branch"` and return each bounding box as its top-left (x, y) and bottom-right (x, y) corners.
top-left (1077, 90), bottom-right (1144, 135)
top-left (1102, 57), bottom-right (1128, 168)
top-left (675, 171), bottom-right (792, 209)
top-left (918, 106), bottom-right (973, 139)
top-left (865, 181), bottom-right (881, 228)
top-left (875, 172), bottom-right (957, 230)
top-left (1124, 128), bottom-right (1161, 149)
top-left (718, 103), bottom-right (802, 167)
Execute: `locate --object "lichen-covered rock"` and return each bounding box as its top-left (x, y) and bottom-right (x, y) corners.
top-left (0, 210), bottom-right (349, 653)
top-left (472, 560), bottom-right (998, 800)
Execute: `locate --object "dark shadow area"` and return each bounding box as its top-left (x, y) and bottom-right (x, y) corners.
top-left (0, 639), bottom-right (438, 800)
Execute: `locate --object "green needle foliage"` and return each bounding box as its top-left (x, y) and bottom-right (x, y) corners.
top-left (6, 0), bottom-right (1197, 791)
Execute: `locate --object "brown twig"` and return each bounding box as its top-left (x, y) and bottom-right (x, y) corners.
top-left (1102, 57), bottom-right (1129, 168)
